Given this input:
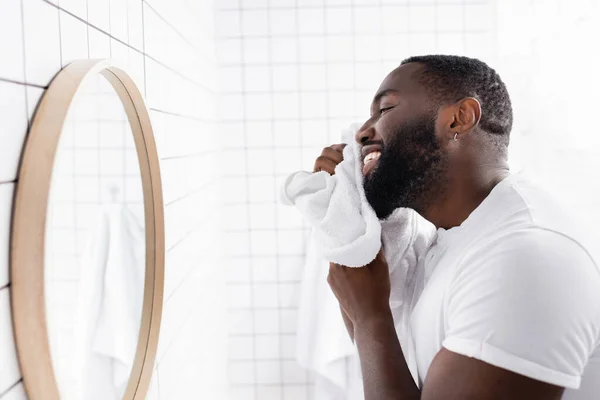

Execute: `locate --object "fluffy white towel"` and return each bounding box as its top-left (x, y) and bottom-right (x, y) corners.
top-left (280, 123), bottom-right (381, 267)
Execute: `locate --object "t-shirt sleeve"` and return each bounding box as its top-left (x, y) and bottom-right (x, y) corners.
top-left (442, 228), bottom-right (600, 389)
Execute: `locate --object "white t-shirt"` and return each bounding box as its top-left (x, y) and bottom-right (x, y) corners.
top-left (403, 173), bottom-right (600, 399)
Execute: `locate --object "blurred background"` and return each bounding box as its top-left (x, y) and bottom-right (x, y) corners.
top-left (1, 0), bottom-right (599, 399)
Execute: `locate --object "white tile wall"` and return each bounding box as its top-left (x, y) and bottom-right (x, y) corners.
top-left (0, 82), bottom-right (28, 183)
top-left (0, 0), bottom-right (225, 399)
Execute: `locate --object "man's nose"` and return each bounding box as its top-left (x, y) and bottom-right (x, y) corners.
top-left (355, 123), bottom-right (375, 144)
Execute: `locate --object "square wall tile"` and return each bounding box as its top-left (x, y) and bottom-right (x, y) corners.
top-left (250, 256), bottom-right (278, 283)
top-left (297, 9), bottom-right (324, 35)
top-left (250, 230), bottom-right (278, 255)
top-left (245, 120), bottom-right (273, 147)
top-left (273, 120), bottom-right (301, 147)
top-left (244, 66), bottom-right (271, 92)
top-left (252, 283), bottom-right (279, 308)
top-left (280, 334), bottom-right (297, 359)
top-left (353, 6), bottom-right (381, 34)
top-left (270, 37), bottom-right (297, 63)
top-left (436, 4), bottom-right (464, 32)
top-left (272, 93), bottom-right (300, 119)
top-left (257, 385), bottom-right (283, 400)
top-left (255, 334), bottom-right (280, 359)
top-left (242, 10), bottom-right (269, 36)
top-left (128, 0), bottom-right (144, 50)
top-left (216, 10), bottom-right (242, 37)
top-left (408, 4), bottom-right (436, 32)
top-left (0, 81), bottom-right (27, 182)
top-left (228, 310), bottom-right (254, 334)
top-left (228, 283), bottom-right (252, 309)
top-left (23, 0), bottom-right (62, 86)
top-left (89, 27), bottom-right (111, 59)
top-left (88, 0), bottom-right (111, 32)
top-left (110, 0), bottom-right (129, 43)
top-left (280, 309), bottom-right (298, 333)
top-left (228, 360), bottom-right (255, 385)
top-left (248, 204), bottom-right (276, 230)
top-left (381, 5), bottom-right (409, 34)
top-left (325, 7), bottom-right (352, 35)
top-left (228, 335), bottom-right (255, 360)
top-left (270, 9), bottom-right (296, 35)
top-left (254, 309), bottom-right (279, 334)
top-left (60, 11), bottom-right (89, 67)
top-left (243, 38), bottom-right (269, 64)
top-left (217, 38), bottom-right (243, 65)
top-left (0, 0), bottom-right (25, 82)
top-left (256, 360), bottom-right (281, 384)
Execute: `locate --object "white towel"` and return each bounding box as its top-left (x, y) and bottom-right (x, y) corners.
top-left (295, 231), bottom-right (355, 396)
top-left (281, 123), bottom-right (381, 268)
top-left (72, 204), bottom-right (145, 400)
top-left (287, 123), bottom-right (436, 398)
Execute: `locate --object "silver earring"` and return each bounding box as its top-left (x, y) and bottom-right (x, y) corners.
top-left (453, 132), bottom-right (458, 142)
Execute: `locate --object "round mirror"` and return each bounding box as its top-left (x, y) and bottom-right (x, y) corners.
top-left (11, 60), bottom-right (164, 400)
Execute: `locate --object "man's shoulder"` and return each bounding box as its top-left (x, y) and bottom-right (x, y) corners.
top-left (479, 174), bottom-right (593, 258)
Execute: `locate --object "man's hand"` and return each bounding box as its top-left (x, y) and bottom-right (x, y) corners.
top-left (313, 143), bottom-right (346, 174)
top-left (327, 249), bottom-right (391, 325)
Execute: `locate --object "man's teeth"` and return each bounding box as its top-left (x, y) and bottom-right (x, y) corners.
top-left (363, 151), bottom-right (381, 164)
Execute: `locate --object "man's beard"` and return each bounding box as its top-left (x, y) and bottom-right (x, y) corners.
top-left (364, 115), bottom-right (449, 220)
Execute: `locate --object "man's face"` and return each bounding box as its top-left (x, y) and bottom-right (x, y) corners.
top-left (357, 63), bottom-right (450, 219)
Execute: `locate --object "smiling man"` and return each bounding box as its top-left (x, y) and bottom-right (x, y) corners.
top-left (317, 55), bottom-right (600, 399)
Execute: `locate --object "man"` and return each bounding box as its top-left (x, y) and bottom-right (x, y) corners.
top-left (314, 55), bottom-right (600, 399)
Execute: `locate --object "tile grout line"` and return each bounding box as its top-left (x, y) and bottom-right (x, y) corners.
top-left (142, 0), bottom-right (213, 61)
top-left (39, 0), bottom-right (213, 92)
top-left (0, 379), bottom-right (22, 399)
top-left (0, 77), bottom-right (46, 89)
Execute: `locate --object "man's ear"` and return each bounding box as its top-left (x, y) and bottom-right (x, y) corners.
top-left (450, 97), bottom-right (482, 140)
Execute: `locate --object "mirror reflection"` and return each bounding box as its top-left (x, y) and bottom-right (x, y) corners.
top-left (44, 73), bottom-right (145, 400)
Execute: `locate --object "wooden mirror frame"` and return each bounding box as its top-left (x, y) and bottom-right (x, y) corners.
top-left (10, 59), bottom-right (165, 400)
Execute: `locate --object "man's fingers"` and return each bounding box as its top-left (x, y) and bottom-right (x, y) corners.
top-left (314, 156), bottom-right (339, 174)
top-left (330, 143), bottom-right (347, 153)
top-left (321, 147), bottom-right (344, 163)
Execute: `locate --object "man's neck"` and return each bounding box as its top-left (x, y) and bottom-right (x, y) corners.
top-left (422, 164), bottom-right (511, 230)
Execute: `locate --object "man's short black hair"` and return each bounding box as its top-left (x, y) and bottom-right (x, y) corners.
top-left (401, 55), bottom-right (513, 147)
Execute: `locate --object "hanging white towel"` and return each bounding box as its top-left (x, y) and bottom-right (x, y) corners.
top-left (295, 229), bottom-right (355, 396)
top-left (72, 204), bottom-right (145, 400)
top-left (287, 124), bottom-right (436, 399)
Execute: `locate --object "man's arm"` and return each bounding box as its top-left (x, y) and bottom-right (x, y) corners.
top-left (421, 348), bottom-right (564, 400)
top-left (352, 311), bottom-right (566, 400)
top-left (328, 238), bottom-right (587, 399)
top-left (353, 309), bottom-right (420, 400)
top-left (339, 304), bottom-right (355, 342)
